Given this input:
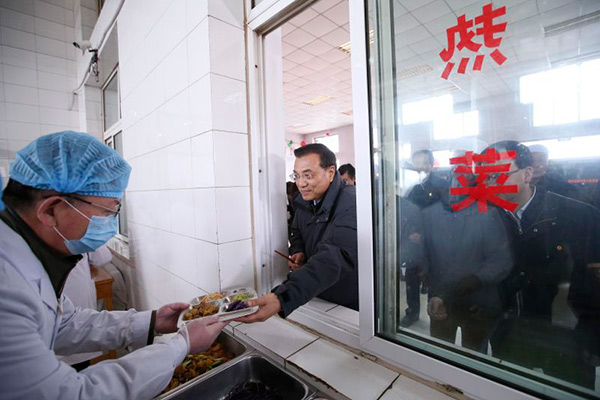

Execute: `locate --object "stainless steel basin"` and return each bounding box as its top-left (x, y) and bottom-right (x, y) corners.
top-left (163, 354), bottom-right (313, 400)
top-left (155, 332), bottom-right (249, 399)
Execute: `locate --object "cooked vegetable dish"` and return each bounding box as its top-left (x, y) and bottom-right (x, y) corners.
top-left (182, 292), bottom-right (226, 321)
top-left (162, 342), bottom-right (234, 393)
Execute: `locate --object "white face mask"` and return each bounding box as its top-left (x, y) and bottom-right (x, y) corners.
top-left (418, 171), bottom-right (429, 183)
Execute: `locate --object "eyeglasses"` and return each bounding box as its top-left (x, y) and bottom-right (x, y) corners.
top-left (289, 169), bottom-right (325, 183)
top-left (485, 169), bottom-right (521, 182)
top-left (62, 195), bottom-right (122, 216)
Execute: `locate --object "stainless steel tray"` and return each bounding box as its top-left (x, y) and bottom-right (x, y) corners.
top-left (160, 353), bottom-right (315, 400)
top-left (155, 332), bottom-right (251, 399)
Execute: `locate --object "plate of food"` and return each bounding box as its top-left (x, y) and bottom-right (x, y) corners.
top-left (177, 287), bottom-right (259, 325)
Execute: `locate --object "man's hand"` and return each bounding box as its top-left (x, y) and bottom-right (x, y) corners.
top-left (235, 293), bottom-right (282, 323)
top-left (155, 302), bottom-right (189, 334)
top-left (288, 252), bottom-right (306, 271)
top-left (427, 297), bottom-right (448, 321)
top-left (178, 315), bottom-right (228, 354)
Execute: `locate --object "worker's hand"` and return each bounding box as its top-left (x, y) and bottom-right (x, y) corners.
top-left (427, 297), bottom-right (448, 321)
top-left (235, 293), bottom-right (282, 323)
top-left (288, 252), bottom-right (305, 270)
top-left (178, 315), bottom-right (228, 354)
top-left (155, 302), bottom-right (190, 334)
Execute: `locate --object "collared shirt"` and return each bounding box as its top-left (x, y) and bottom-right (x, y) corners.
top-left (516, 186), bottom-right (536, 220)
top-left (0, 207), bottom-right (81, 297)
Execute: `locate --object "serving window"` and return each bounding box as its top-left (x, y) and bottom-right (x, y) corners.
top-left (366, 0), bottom-right (600, 398)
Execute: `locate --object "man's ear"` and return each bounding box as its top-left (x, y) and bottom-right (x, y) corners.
top-left (522, 166), bottom-right (534, 184)
top-left (36, 197), bottom-right (64, 228)
top-left (328, 166), bottom-right (336, 182)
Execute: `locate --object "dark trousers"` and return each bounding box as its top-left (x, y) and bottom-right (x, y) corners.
top-left (430, 306), bottom-right (495, 353)
top-left (404, 267), bottom-right (421, 317)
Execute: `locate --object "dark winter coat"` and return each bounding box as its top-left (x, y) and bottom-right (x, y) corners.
top-left (422, 201), bottom-right (513, 313)
top-left (273, 173), bottom-right (358, 316)
top-left (499, 189), bottom-right (600, 321)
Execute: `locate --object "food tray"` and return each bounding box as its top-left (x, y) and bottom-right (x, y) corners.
top-left (177, 287), bottom-right (259, 326)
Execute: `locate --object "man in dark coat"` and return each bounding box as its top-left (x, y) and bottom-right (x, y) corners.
top-left (421, 178), bottom-right (512, 352)
top-left (401, 150), bottom-right (448, 328)
top-left (397, 195), bottom-right (424, 329)
top-left (239, 144), bottom-right (358, 321)
top-left (407, 150), bottom-right (448, 209)
top-left (484, 141), bottom-right (600, 389)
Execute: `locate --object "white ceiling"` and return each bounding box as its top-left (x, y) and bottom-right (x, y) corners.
top-left (393, 0), bottom-right (600, 104)
top-left (281, 0), bottom-right (600, 134)
top-left (280, 0), bottom-right (352, 135)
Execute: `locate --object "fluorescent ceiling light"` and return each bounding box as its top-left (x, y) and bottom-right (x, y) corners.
top-left (396, 64), bottom-right (433, 80)
top-left (303, 95), bottom-right (335, 106)
top-left (337, 30), bottom-right (374, 55)
top-left (544, 10), bottom-right (600, 37)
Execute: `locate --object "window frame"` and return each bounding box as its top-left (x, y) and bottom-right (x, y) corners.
top-left (101, 65), bottom-right (121, 134)
top-left (101, 65), bottom-right (129, 253)
top-left (247, 1), bottom-right (583, 399)
top-left (357, 1), bottom-right (595, 399)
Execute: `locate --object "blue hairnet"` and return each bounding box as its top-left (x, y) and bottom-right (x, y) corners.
top-left (10, 131), bottom-right (131, 198)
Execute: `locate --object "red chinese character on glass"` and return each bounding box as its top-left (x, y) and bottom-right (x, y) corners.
top-left (449, 148), bottom-right (518, 213)
top-left (440, 3), bottom-right (508, 80)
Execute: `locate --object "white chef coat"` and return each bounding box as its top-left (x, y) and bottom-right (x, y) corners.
top-left (0, 219), bottom-right (188, 400)
top-left (58, 244), bottom-right (113, 365)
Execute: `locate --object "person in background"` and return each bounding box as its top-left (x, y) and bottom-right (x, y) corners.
top-left (396, 195), bottom-right (424, 329)
top-left (239, 144), bottom-right (358, 322)
top-left (338, 163), bottom-right (356, 185)
top-left (58, 244), bottom-right (112, 371)
top-left (528, 144), bottom-right (580, 200)
top-left (422, 176), bottom-right (512, 352)
top-left (286, 181), bottom-right (300, 236)
top-left (483, 141), bottom-right (600, 388)
top-left (401, 150), bottom-right (448, 327)
top-left (0, 131), bottom-right (227, 400)
top-left (407, 150), bottom-right (448, 209)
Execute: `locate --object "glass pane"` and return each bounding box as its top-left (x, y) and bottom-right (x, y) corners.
top-left (113, 132), bottom-right (128, 237)
top-left (103, 71), bottom-right (120, 130)
top-left (369, 0), bottom-right (600, 398)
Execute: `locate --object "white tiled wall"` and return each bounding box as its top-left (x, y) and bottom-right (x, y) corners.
top-left (118, 0), bottom-right (251, 310)
top-left (0, 0), bottom-right (83, 183)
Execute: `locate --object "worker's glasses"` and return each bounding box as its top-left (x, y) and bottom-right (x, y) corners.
top-left (61, 195), bottom-right (122, 216)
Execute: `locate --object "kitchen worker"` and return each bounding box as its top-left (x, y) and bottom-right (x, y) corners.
top-left (58, 244), bottom-right (112, 370)
top-left (0, 131), bottom-right (227, 400)
top-left (239, 143), bottom-right (358, 322)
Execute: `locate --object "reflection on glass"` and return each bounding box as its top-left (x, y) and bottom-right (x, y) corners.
top-left (520, 59), bottom-right (600, 126)
top-left (370, 0), bottom-right (600, 398)
top-left (103, 71), bottom-right (120, 130)
top-left (114, 132), bottom-right (128, 237)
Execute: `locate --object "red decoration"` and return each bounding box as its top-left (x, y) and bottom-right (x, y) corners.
top-left (439, 3), bottom-right (507, 79)
top-left (449, 148), bottom-right (518, 213)
top-left (300, 140), bottom-right (307, 147)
